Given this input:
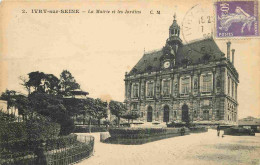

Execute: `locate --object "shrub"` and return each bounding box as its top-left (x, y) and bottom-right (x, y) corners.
top-left (0, 122), bottom-right (27, 142)
top-left (58, 115), bottom-right (75, 135)
top-left (25, 116), bottom-right (60, 140)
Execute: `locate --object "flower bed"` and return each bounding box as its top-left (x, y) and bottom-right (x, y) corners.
top-left (106, 127), bottom-right (189, 144)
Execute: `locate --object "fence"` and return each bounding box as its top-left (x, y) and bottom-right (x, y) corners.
top-left (0, 135), bottom-right (95, 165)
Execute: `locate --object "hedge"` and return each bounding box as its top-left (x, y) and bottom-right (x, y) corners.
top-left (224, 127), bottom-right (255, 136)
top-left (109, 127), bottom-right (189, 139)
top-left (0, 134), bottom-right (79, 159)
top-left (0, 114), bottom-right (61, 143)
top-left (189, 127), bottom-right (208, 133)
top-left (74, 126), bottom-right (108, 133)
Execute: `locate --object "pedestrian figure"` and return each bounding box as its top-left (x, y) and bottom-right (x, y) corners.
top-left (180, 127), bottom-right (185, 136)
top-left (217, 124), bottom-right (220, 137)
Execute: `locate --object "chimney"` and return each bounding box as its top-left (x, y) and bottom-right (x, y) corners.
top-left (226, 41), bottom-right (231, 61)
top-left (231, 49), bottom-right (235, 65)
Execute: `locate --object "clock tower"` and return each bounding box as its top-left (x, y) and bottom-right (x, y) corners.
top-left (160, 14), bottom-right (182, 69)
top-left (166, 13), bottom-right (182, 54)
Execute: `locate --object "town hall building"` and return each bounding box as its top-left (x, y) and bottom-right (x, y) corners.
top-left (124, 16), bottom-right (239, 125)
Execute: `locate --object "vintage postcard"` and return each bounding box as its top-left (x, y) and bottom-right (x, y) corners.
top-left (0, 0), bottom-right (259, 165)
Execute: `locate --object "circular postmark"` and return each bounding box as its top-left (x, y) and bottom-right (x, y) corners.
top-left (182, 4), bottom-right (214, 46)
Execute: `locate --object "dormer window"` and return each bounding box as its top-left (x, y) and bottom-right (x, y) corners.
top-left (132, 68), bottom-right (137, 74)
top-left (146, 66), bottom-right (153, 72)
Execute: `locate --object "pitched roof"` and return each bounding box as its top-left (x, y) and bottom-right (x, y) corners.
top-left (129, 38), bottom-right (224, 75)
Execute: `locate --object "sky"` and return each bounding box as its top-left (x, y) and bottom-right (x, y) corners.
top-left (0, 0), bottom-right (259, 119)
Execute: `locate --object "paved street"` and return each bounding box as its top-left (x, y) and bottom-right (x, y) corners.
top-left (76, 130), bottom-right (260, 165)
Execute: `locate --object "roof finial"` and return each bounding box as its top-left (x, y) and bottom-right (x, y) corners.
top-left (144, 47), bottom-right (145, 54)
top-left (173, 12), bottom-right (176, 21)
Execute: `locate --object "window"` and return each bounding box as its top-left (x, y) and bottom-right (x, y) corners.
top-left (181, 77), bottom-right (190, 95)
top-left (162, 80), bottom-right (170, 97)
top-left (232, 81), bottom-right (234, 98)
top-left (228, 77), bottom-right (230, 95)
top-left (154, 57), bottom-right (157, 61)
top-left (201, 74), bottom-right (212, 93)
top-left (132, 103), bottom-right (137, 110)
top-left (235, 83), bottom-right (237, 100)
top-left (216, 110), bottom-right (220, 118)
top-left (132, 84), bottom-right (139, 98)
top-left (174, 111), bottom-right (177, 118)
top-left (203, 110), bottom-right (209, 120)
top-left (140, 112), bottom-right (144, 118)
top-left (194, 111), bottom-right (197, 117)
top-left (146, 82), bottom-right (154, 98)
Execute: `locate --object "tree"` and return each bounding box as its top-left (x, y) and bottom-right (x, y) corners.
top-left (28, 92), bottom-right (74, 135)
top-left (21, 72), bottom-right (60, 95)
top-left (59, 70), bottom-right (80, 96)
top-left (93, 98), bottom-right (108, 127)
top-left (122, 111), bottom-right (139, 124)
top-left (42, 74), bottom-right (60, 95)
top-left (14, 94), bottom-right (29, 120)
top-left (109, 100), bottom-right (127, 127)
top-left (0, 90), bottom-right (17, 109)
top-left (0, 90), bottom-right (30, 121)
top-left (81, 98), bottom-right (95, 132)
top-left (26, 71), bottom-right (46, 93)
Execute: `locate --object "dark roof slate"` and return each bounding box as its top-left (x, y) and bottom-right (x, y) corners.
top-left (129, 38), bottom-right (224, 75)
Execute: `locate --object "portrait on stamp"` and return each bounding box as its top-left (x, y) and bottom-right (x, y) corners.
top-left (216, 0), bottom-right (259, 38)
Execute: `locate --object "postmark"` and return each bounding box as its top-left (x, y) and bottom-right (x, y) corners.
top-left (182, 4), bottom-right (214, 44)
top-left (215, 0), bottom-right (259, 38)
top-left (182, 4), bottom-right (215, 54)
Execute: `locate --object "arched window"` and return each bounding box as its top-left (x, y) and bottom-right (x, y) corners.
top-left (140, 112), bottom-right (144, 118)
top-left (203, 110), bottom-right (209, 120)
top-left (147, 106), bottom-right (153, 122)
top-left (163, 105), bottom-right (170, 122)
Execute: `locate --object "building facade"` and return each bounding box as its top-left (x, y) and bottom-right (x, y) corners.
top-left (124, 16), bottom-right (239, 125)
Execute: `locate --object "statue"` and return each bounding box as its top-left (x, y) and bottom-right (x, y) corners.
top-left (175, 82), bottom-right (178, 90)
top-left (217, 76), bottom-right (221, 87)
top-left (194, 78), bottom-right (198, 89)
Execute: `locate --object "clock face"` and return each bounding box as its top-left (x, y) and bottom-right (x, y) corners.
top-left (164, 61), bottom-right (170, 68)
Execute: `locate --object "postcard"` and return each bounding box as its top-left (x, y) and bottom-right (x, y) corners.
top-left (0, 0), bottom-right (259, 165)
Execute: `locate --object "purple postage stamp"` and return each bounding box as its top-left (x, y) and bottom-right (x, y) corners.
top-left (215, 0), bottom-right (259, 38)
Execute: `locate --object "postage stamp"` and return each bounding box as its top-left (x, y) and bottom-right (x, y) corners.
top-left (215, 0), bottom-right (259, 38)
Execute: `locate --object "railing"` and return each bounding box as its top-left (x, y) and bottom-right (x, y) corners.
top-left (0, 135), bottom-right (95, 165)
